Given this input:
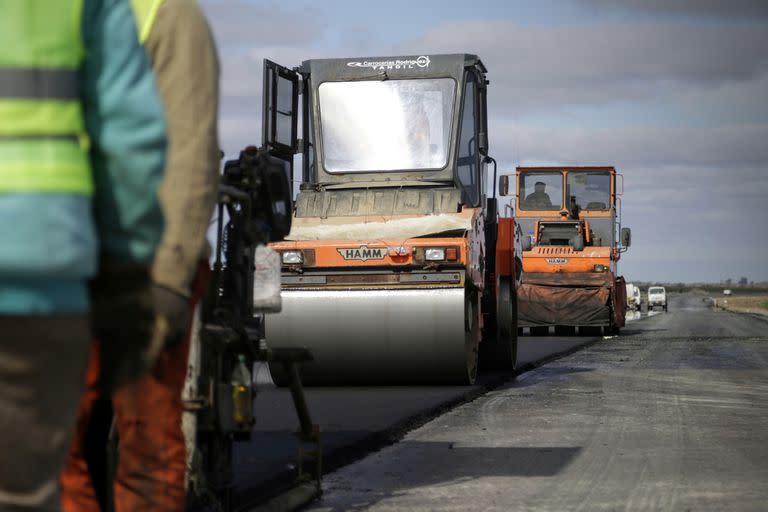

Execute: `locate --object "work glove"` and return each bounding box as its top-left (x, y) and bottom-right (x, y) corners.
top-left (90, 263), bottom-right (167, 394)
top-left (151, 283), bottom-right (190, 348)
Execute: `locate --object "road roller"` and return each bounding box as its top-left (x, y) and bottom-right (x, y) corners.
top-left (508, 166), bottom-right (631, 336)
top-left (261, 54), bottom-right (521, 384)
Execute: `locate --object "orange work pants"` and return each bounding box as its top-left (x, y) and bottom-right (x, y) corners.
top-left (60, 267), bottom-right (208, 512)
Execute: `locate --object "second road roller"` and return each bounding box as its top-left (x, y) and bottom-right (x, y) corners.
top-left (511, 166), bottom-right (631, 336)
top-left (261, 54), bottom-right (521, 384)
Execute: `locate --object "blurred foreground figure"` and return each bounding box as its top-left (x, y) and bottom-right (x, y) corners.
top-left (0, 0), bottom-right (167, 510)
top-left (60, 0), bottom-right (220, 510)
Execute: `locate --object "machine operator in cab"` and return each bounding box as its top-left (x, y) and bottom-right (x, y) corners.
top-left (524, 181), bottom-right (554, 209)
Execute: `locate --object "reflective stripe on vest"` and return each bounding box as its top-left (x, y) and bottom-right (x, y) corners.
top-left (130, 0), bottom-right (166, 44)
top-left (0, 0), bottom-right (92, 195)
top-left (0, 138), bottom-right (91, 193)
top-left (0, 69), bottom-right (79, 100)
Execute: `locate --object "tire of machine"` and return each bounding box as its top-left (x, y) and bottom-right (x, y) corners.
top-left (479, 277), bottom-right (517, 372)
top-left (579, 326), bottom-right (602, 336)
top-left (604, 307), bottom-right (618, 336)
top-left (464, 287), bottom-right (480, 384)
top-left (607, 305), bottom-right (620, 335)
top-left (510, 283), bottom-right (519, 365)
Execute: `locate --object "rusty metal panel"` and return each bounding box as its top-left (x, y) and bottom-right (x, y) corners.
top-left (521, 271), bottom-right (613, 288)
top-left (282, 275), bottom-right (327, 285)
top-left (517, 271), bottom-right (614, 327)
top-left (327, 273), bottom-right (401, 285)
top-left (284, 211), bottom-right (472, 242)
top-left (295, 188), bottom-right (462, 217)
top-left (400, 272), bottom-right (462, 284)
top-left (282, 271), bottom-right (464, 288)
top-left (518, 283), bottom-right (611, 327)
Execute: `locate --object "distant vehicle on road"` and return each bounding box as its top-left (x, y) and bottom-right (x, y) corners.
top-left (648, 286), bottom-right (667, 312)
top-left (625, 282), bottom-right (641, 311)
top-left (723, 289), bottom-right (733, 296)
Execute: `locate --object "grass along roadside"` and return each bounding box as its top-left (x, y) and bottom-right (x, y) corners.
top-left (713, 295), bottom-right (768, 316)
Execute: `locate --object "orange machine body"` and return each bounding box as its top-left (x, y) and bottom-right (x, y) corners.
top-left (262, 53), bottom-right (520, 384)
top-left (522, 245), bottom-right (613, 274)
top-left (271, 206), bottom-right (515, 293)
top-left (272, 236), bottom-right (472, 293)
top-left (515, 166), bottom-right (627, 332)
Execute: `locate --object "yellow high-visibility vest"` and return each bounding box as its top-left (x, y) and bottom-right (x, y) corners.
top-left (0, 0), bottom-right (93, 195)
top-left (130, 0), bottom-right (167, 44)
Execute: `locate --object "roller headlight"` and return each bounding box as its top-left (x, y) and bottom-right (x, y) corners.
top-left (425, 248), bottom-right (446, 261)
top-left (282, 250), bottom-right (303, 264)
top-left (593, 264), bottom-right (606, 272)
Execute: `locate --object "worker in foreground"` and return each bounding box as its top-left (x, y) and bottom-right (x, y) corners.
top-left (60, 0), bottom-right (221, 510)
top-left (0, 1), bottom-right (167, 511)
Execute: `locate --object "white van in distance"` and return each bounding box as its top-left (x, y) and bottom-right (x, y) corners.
top-left (647, 286), bottom-right (667, 312)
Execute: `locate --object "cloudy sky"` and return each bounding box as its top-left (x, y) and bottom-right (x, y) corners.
top-left (200, 0), bottom-right (768, 284)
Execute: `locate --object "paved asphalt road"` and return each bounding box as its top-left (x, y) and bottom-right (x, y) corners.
top-left (229, 321), bottom-right (602, 506)
top-left (306, 293), bottom-right (768, 511)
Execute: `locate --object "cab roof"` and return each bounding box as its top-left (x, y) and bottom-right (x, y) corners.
top-left (517, 166), bottom-right (617, 174)
top-left (299, 54), bottom-right (484, 82)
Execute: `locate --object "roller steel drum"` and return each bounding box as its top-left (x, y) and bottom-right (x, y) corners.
top-left (266, 288), bottom-right (476, 385)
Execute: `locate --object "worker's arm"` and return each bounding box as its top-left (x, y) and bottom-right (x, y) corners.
top-left (80, 0), bottom-right (170, 388)
top-left (146, 0), bottom-right (221, 297)
top-left (82, 0), bottom-right (167, 264)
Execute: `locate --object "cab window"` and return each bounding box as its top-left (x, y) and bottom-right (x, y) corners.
top-left (566, 171), bottom-right (611, 211)
top-left (457, 73), bottom-right (479, 206)
top-left (520, 172), bottom-right (563, 210)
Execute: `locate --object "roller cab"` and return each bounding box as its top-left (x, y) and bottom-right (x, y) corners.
top-left (263, 54), bottom-right (519, 384)
top-left (511, 167), bottom-right (631, 335)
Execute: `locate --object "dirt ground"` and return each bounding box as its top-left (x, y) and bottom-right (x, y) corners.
top-left (714, 295), bottom-right (768, 316)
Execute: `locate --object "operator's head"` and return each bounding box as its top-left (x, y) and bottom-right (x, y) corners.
top-left (535, 181), bottom-right (546, 192)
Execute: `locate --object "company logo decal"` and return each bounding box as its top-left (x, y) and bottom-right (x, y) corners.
top-left (337, 246), bottom-right (387, 261)
top-left (545, 257), bottom-right (569, 264)
top-left (346, 56), bottom-right (431, 71)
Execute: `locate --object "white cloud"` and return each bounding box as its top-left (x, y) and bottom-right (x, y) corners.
top-left (200, 6), bottom-right (768, 281)
top-left (403, 21), bottom-right (768, 115)
top-left (492, 122), bottom-right (768, 168)
top-left (201, 1), bottom-right (325, 48)
top-left (607, 164), bottom-right (768, 281)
